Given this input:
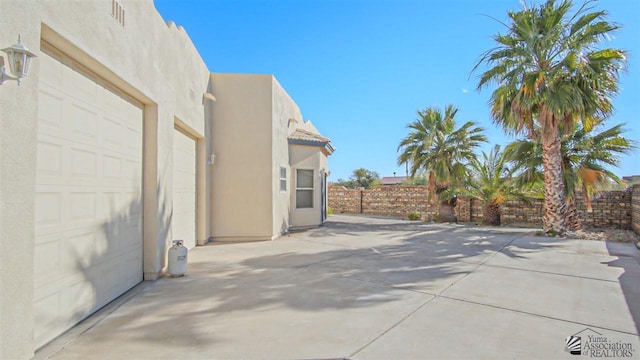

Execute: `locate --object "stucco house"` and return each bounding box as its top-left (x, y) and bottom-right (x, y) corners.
top-left (210, 74), bottom-right (334, 242)
top-left (0, 1), bottom-right (332, 359)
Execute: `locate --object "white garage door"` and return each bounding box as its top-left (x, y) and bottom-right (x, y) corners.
top-left (34, 50), bottom-right (143, 348)
top-left (172, 127), bottom-right (197, 249)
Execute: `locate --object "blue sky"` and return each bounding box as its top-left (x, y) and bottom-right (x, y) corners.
top-left (155, 0), bottom-right (640, 181)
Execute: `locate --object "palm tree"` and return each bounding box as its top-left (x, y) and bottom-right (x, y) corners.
top-left (507, 120), bottom-right (636, 230)
top-left (445, 145), bottom-right (529, 226)
top-left (474, 0), bottom-right (626, 234)
top-left (397, 105), bottom-right (486, 209)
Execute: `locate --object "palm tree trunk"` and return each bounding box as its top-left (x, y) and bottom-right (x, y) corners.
top-left (540, 110), bottom-right (568, 234)
top-left (483, 202), bottom-right (501, 226)
top-left (565, 195), bottom-right (582, 231)
top-left (428, 172), bottom-right (439, 217)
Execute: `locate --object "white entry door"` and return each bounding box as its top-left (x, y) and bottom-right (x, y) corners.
top-left (34, 50), bottom-right (143, 348)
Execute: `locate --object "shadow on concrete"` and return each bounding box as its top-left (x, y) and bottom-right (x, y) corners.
top-left (94, 216), bottom-right (539, 331)
top-left (604, 241), bottom-right (640, 335)
top-left (308, 217), bottom-right (450, 239)
top-left (47, 215), bottom-right (559, 355)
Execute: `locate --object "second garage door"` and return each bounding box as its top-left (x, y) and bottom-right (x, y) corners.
top-left (172, 127), bottom-right (197, 249)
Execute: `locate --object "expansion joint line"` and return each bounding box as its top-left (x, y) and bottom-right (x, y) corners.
top-left (348, 295), bottom-right (438, 359)
top-left (349, 234), bottom-right (526, 358)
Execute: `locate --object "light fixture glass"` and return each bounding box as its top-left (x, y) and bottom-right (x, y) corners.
top-left (1, 34), bottom-right (37, 85)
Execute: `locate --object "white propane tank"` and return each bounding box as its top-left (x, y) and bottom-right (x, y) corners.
top-left (168, 240), bottom-right (188, 277)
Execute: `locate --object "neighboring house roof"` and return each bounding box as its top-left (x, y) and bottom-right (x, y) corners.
top-left (288, 129), bottom-right (335, 155)
top-left (380, 176), bottom-right (407, 185)
top-left (623, 175), bottom-right (640, 186)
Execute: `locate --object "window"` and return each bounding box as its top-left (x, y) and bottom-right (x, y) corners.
top-left (280, 167), bottom-right (287, 192)
top-left (296, 169), bottom-right (314, 208)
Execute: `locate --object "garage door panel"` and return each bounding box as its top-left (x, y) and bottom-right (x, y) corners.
top-left (35, 191), bottom-right (63, 226)
top-left (101, 116), bottom-right (125, 148)
top-left (38, 89), bottom-right (64, 129)
top-left (36, 141), bottom-right (64, 177)
top-left (33, 293), bottom-right (60, 347)
top-left (124, 127), bottom-right (142, 154)
top-left (61, 281), bottom-right (95, 323)
top-left (69, 68), bottom-right (98, 102)
top-left (70, 104), bottom-right (98, 139)
top-left (102, 155), bottom-right (122, 179)
top-left (34, 239), bottom-right (60, 277)
top-left (122, 160), bottom-right (142, 182)
top-left (35, 51), bottom-right (143, 348)
top-left (68, 192), bottom-right (97, 221)
top-left (69, 146), bottom-right (98, 178)
top-left (39, 52), bottom-right (63, 83)
top-left (63, 231), bottom-right (103, 270)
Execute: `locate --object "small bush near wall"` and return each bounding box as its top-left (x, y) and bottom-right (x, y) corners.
top-left (407, 211), bottom-right (420, 221)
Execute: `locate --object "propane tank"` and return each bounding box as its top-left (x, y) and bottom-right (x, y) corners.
top-left (168, 240), bottom-right (188, 277)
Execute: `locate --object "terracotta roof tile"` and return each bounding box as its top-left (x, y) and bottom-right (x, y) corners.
top-left (288, 129), bottom-right (330, 143)
top-left (288, 129), bottom-right (335, 155)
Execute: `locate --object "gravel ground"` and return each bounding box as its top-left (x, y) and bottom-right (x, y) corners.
top-left (565, 228), bottom-right (640, 248)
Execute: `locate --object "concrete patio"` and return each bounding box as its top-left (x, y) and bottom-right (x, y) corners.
top-left (37, 215), bottom-right (640, 359)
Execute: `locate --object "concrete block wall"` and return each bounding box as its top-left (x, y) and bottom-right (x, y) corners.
top-left (328, 186), bottom-right (362, 214)
top-left (454, 197), bottom-right (471, 222)
top-left (330, 185), bottom-right (640, 230)
top-left (576, 190), bottom-right (632, 229)
top-left (454, 197), bottom-right (486, 223)
top-left (463, 191), bottom-right (631, 229)
top-left (328, 185), bottom-right (439, 220)
top-left (361, 186), bottom-right (438, 220)
top-left (632, 185), bottom-right (640, 234)
top-left (469, 198), bottom-right (485, 224)
top-left (500, 199), bottom-right (545, 227)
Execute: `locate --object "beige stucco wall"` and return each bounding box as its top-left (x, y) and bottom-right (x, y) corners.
top-left (209, 73), bottom-right (330, 240)
top-left (0, 0), bottom-right (210, 357)
top-left (271, 78), bottom-right (303, 237)
top-left (209, 73), bottom-right (274, 241)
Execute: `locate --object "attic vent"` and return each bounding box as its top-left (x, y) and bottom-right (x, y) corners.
top-left (111, 0), bottom-right (125, 27)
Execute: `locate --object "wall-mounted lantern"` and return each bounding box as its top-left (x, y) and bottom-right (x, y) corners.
top-left (1, 34), bottom-right (37, 86)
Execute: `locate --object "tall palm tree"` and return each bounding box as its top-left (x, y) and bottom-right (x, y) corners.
top-left (474, 0), bottom-right (626, 234)
top-left (397, 105), bottom-right (486, 208)
top-left (446, 145), bottom-right (529, 226)
top-left (507, 120), bottom-right (636, 230)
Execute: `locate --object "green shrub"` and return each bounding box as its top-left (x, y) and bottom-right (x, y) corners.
top-left (407, 211), bottom-right (421, 221)
top-left (546, 228), bottom-right (558, 237)
top-left (327, 206), bottom-right (334, 215)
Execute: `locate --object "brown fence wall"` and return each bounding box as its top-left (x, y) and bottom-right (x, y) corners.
top-left (330, 185), bottom-right (639, 231)
top-left (329, 185), bottom-right (440, 220)
top-left (328, 186), bottom-right (362, 214)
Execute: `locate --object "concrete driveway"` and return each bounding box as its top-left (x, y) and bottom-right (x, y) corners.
top-left (38, 215), bottom-right (640, 359)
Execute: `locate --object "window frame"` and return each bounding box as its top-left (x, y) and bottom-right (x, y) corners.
top-left (279, 166), bottom-right (287, 192)
top-left (295, 168), bottom-right (314, 209)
